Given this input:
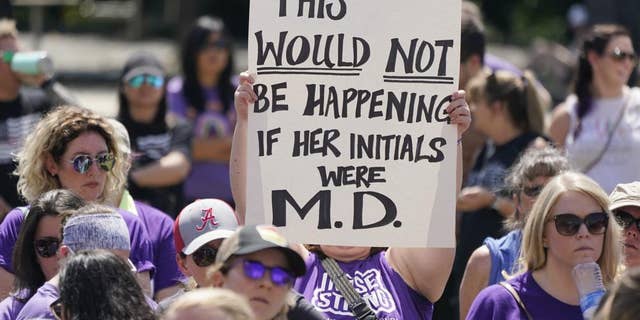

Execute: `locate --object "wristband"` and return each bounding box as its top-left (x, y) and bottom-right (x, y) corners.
top-left (457, 137), bottom-right (463, 145)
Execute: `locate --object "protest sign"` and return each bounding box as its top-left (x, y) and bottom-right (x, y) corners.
top-left (246, 0), bottom-right (460, 247)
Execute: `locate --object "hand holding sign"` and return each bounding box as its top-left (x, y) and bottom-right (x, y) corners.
top-left (234, 72), bottom-right (258, 122)
top-left (447, 90), bottom-right (471, 139)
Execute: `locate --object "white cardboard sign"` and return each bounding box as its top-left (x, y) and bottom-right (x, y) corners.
top-left (246, 0), bottom-right (460, 247)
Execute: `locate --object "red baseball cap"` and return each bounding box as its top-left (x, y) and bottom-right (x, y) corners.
top-left (174, 199), bottom-right (239, 255)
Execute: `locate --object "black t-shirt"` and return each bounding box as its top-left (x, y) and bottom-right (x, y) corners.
top-left (0, 87), bottom-right (52, 207)
top-left (124, 117), bottom-right (192, 217)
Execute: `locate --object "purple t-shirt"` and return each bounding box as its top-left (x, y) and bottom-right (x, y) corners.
top-left (0, 294), bottom-right (25, 320)
top-left (466, 271), bottom-right (582, 320)
top-left (166, 76), bottom-right (235, 203)
top-left (134, 201), bottom-right (185, 292)
top-left (294, 251), bottom-right (433, 320)
top-left (15, 282), bottom-right (57, 320)
top-left (15, 281), bottom-right (158, 320)
top-left (0, 207), bottom-right (154, 274)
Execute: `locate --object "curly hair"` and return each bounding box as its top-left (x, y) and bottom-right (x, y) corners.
top-left (11, 189), bottom-right (85, 301)
top-left (14, 106), bottom-right (126, 205)
top-left (58, 249), bottom-right (156, 320)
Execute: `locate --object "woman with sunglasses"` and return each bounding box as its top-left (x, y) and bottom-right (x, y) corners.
top-left (118, 52), bottom-right (192, 218)
top-left (167, 16), bottom-right (236, 206)
top-left (0, 189), bottom-right (84, 319)
top-left (209, 225), bottom-right (307, 320)
top-left (458, 146), bottom-right (569, 319)
top-left (467, 172), bottom-right (620, 319)
top-left (53, 249), bottom-right (156, 320)
top-left (0, 106), bottom-right (154, 300)
top-left (550, 24), bottom-right (640, 193)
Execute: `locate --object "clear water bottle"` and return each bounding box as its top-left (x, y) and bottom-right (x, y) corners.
top-left (572, 262), bottom-right (606, 320)
top-left (2, 51), bottom-right (54, 78)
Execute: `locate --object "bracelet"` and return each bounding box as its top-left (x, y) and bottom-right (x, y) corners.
top-left (457, 137), bottom-right (463, 145)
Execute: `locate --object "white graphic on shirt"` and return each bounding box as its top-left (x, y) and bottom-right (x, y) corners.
top-left (311, 268), bottom-right (396, 316)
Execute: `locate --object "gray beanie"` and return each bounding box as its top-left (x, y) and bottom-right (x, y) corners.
top-left (62, 213), bottom-right (130, 252)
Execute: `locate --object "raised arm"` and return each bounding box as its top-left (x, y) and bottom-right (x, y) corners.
top-left (387, 90), bottom-right (470, 302)
top-left (230, 72), bottom-right (257, 224)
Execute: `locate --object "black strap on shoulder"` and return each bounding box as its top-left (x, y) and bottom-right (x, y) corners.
top-left (319, 254), bottom-right (378, 320)
top-left (499, 281), bottom-right (533, 320)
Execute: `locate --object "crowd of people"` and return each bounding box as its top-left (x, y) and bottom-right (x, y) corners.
top-left (1, 0), bottom-right (640, 319)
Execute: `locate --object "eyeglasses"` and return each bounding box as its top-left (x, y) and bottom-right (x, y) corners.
top-left (127, 74), bottom-right (164, 89)
top-left (552, 212), bottom-right (609, 236)
top-left (67, 153), bottom-right (115, 174)
top-left (34, 237), bottom-right (60, 258)
top-left (522, 185), bottom-right (544, 198)
top-left (613, 210), bottom-right (640, 230)
top-left (201, 39), bottom-right (228, 51)
top-left (191, 245), bottom-right (218, 267)
top-left (50, 298), bottom-right (63, 320)
top-left (608, 47), bottom-right (638, 64)
top-left (229, 259), bottom-right (294, 287)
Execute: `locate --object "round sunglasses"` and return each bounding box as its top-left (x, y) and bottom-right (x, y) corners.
top-left (613, 210), bottom-right (640, 230)
top-left (34, 237), bottom-right (60, 258)
top-left (228, 259), bottom-right (294, 287)
top-left (127, 74), bottom-right (164, 89)
top-left (192, 245), bottom-right (219, 267)
top-left (551, 212), bottom-right (609, 236)
top-left (67, 153), bottom-right (115, 174)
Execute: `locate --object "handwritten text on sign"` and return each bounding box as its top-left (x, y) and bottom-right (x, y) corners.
top-left (247, 0), bottom-right (460, 247)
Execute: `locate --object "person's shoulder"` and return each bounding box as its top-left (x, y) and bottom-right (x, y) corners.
top-left (3, 207), bottom-right (28, 223)
top-left (134, 201), bottom-right (170, 220)
top-left (166, 76), bottom-right (185, 94)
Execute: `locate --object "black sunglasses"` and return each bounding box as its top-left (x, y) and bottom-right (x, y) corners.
top-left (609, 47), bottom-right (638, 64)
top-left (192, 245), bottom-right (218, 267)
top-left (613, 210), bottom-right (640, 230)
top-left (552, 212), bottom-right (609, 236)
top-left (50, 298), bottom-right (63, 320)
top-left (522, 185), bottom-right (544, 198)
top-left (201, 39), bottom-right (228, 51)
top-left (34, 237), bottom-right (60, 258)
top-left (67, 153), bottom-right (115, 174)
top-left (229, 259), bottom-right (294, 287)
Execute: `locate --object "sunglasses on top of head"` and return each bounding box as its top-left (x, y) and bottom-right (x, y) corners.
top-left (522, 185), bottom-right (544, 198)
top-left (34, 237), bottom-right (60, 258)
top-left (608, 47), bottom-right (638, 64)
top-left (191, 245), bottom-right (219, 267)
top-left (67, 152), bottom-right (115, 174)
top-left (613, 210), bottom-right (640, 230)
top-left (227, 259), bottom-right (294, 287)
top-left (126, 74), bottom-right (164, 89)
top-left (552, 212), bottom-right (609, 236)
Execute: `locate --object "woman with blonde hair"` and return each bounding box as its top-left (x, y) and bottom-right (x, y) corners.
top-left (162, 288), bottom-right (255, 320)
top-left (0, 106), bottom-right (154, 299)
top-left (467, 172), bottom-right (620, 319)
